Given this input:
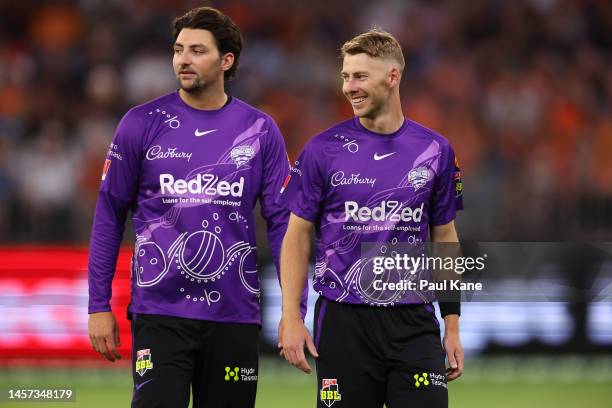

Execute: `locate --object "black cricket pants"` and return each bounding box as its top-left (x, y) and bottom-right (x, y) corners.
top-left (314, 298), bottom-right (448, 408)
top-left (130, 314), bottom-right (259, 408)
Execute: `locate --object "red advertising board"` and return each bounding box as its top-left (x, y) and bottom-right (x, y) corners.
top-left (0, 247), bottom-right (133, 362)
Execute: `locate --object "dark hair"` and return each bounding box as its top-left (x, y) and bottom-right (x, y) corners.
top-left (172, 7), bottom-right (243, 81)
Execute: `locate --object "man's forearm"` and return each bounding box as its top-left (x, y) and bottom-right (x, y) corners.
top-left (88, 192), bottom-right (130, 313)
top-left (280, 228), bottom-right (311, 320)
top-left (431, 221), bottom-right (461, 317)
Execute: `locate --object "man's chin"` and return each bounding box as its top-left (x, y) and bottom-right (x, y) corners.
top-left (179, 82), bottom-right (205, 95)
top-left (353, 108), bottom-right (370, 118)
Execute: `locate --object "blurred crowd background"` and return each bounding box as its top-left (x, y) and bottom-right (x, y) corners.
top-left (0, 0), bottom-right (611, 243)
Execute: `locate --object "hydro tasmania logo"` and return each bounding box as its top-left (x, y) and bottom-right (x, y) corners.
top-left (135, 349), bottom-right (153, 377)
top-left (320, 378), bottom-right (342, 407)
top-left (224, 366), bottom-right (257, 382)
top-left (160, 174), bottom-right (244, 197)
top-left (410, 371), bottom-right (447, 390)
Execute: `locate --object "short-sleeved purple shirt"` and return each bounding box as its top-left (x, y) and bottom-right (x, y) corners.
top-left (279, 117), bottom-right (463, 306)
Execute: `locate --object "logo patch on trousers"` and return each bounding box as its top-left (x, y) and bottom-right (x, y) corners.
top-left (135, 349), bottom-right (153, 376)
top-left (224, 366), bottom-right (258, 382)
top-left (320, 378), bottom-right (342, 407)
top-left (225, 366), bottom-right (239, 381)
top-left (409, 371), bottom-right (447, 389)
top-left (413, 372), bottom-right (430, 388)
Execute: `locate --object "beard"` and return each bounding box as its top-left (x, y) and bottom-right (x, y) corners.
top-left (178, 75), bottom-right (208, 95)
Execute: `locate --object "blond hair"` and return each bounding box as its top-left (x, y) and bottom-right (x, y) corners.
top-left (340, 28), bottom-right (405, 72)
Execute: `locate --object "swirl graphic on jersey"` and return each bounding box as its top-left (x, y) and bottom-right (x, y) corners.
top-left (133, 212), bottom-right (259, 304)
top-left (130, 120), bottom-right (268, 305)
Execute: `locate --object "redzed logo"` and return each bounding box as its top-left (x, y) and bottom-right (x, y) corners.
top-left (101, 159), bottom-right (111, 181)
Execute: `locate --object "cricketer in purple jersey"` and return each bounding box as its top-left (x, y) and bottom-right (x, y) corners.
top-left (88, 91), bottom-right (290, 324)
top-left (279, 116), bottom-right (463, 306)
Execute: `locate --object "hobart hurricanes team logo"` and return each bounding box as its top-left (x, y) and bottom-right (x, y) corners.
top-left (135, 349), bottom-right (154, 376)
top-left (408, 166), bottom-right (430, 191)
top-left (230, 145), bottom-right (255, 167)
top-left (320, 378), bottom-right (342, 407)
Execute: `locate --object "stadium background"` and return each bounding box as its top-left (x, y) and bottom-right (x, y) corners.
top-left (0, 0), bottom-right (611, 406)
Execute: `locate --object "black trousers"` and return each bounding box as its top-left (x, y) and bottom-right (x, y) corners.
top-left (314, 298), bottom-right (448, 408)
top-left (131, 314), bottom-right (259, 408)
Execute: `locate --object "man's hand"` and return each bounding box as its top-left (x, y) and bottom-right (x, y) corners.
top-left (443, 315), bottom-right (464, 381)
top-left (278, 316), bottom-right (319, 373)
top-left (88, 311), bottom-right (122, 362)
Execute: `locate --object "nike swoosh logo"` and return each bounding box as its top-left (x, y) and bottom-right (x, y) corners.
top-left (194, 129), bottom-right (217, 137)
top-left (135, 379), bottom-right (153, 391)
top-left (374, 152), bottom-right (396, 160)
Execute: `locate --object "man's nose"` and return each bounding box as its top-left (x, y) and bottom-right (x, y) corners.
top-left (176, 52), bottom-right (191, 66)
top-left (343, 79), bottom-right (359, 94)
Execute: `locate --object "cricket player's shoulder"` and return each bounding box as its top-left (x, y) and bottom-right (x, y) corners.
top-left (404, 117), bottom-right (454, 150)
top-left (305, 117), bottom-right (358, 152)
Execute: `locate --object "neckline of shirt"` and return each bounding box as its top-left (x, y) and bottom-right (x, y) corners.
top-left (174, 90), bottom-right (235, 114)
top-left (352, 116), bottom-right (409, 139)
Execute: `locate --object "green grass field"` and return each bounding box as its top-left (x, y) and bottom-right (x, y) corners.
top-left (1, 356), bottom-right (611, 407)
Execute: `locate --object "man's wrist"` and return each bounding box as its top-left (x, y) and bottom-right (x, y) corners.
top-left (281, 307), bottom-right (302, 321)
top-left (88, 307), bottom-right (112, 315)
top-left (443, 314), bottom-right (460, 333)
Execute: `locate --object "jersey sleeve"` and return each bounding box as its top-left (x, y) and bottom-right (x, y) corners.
top-left (430, 144), bottom-right (463, 226)
top-left (259, 119), bottom-right (309, 318)
top-left (259, 118), bottom-right (291, 274)
top-left (278, 140), bottom-right (327, 223)
top-left (87, 109), bottom-right (144, 313)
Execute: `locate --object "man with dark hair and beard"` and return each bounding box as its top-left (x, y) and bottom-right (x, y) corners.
top-left (87, 6), bottom-right (295, 407)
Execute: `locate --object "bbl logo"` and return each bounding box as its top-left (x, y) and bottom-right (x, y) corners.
top-left (230, 145), bottom-right (255, 167)
top-left (320, 378), bottom-right (342, 407)
top-left (135, 349), bottom-right (153, 377)
top-left (408, 166), bottom-right (430, 191)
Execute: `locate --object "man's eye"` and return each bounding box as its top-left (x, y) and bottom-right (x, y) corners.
top-left (174, 49), bottom-right (182, 54)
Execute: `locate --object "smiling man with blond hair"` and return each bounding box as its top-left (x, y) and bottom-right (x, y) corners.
top-left (278, 28), bottom-right (464, 408)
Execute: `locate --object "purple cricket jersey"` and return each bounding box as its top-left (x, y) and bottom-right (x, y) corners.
top-left (88, 91), bottom-right (290, 324)
top-left (279, 117), bottom-right (463, 306)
